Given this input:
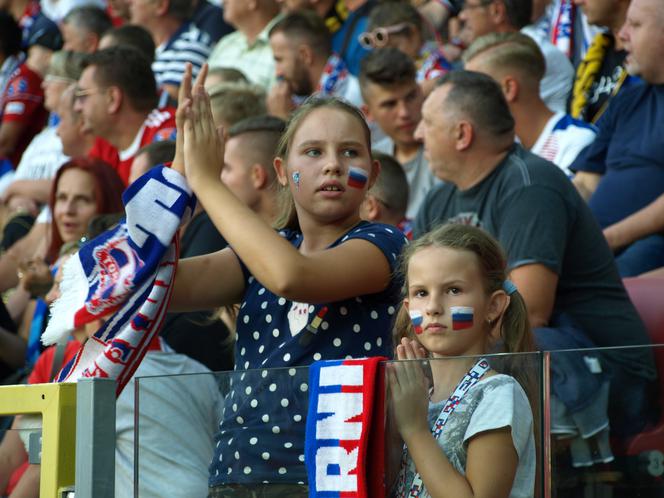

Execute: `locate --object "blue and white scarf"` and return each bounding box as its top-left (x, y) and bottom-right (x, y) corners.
top-left (42, 166), bottom-right (195, 395)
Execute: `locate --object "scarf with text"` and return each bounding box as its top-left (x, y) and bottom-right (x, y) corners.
top-left (305, 357), bottom-right (386, 498)
top-left (42, 166), bottom-right (195, 396)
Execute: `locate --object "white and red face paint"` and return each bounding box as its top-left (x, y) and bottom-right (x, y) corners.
top-left (409, 310), bottom-right (424, 335)
top-left (347, 166), bottom-right (368, 189)
top-left (451, 306), bottom-right (474, 331)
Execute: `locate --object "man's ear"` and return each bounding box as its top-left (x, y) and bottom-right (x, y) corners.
top-left (107, 86), bottom-right (122, 114)
top-left (456, 120), bottom-right (474, 151)
top-left (367, 158), bottom-right (381, 190)
top-left (251, 163), bottom-right (268, 190)
top-left (502, 75), bottom-right (519, 103)
top-left (273, 156), bottom-right (289, 187)
top-left (362, 194), bottom-right (381, 221)
top-left (298, 43), bottom-right (315, 67)
top-left (155, 0), bottom-right (169, 16)
top-left (488, 0), bottom-right (508, 27)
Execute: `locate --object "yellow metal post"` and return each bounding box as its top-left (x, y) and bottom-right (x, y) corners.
top-left (0, 382), bottom-right (77, 498)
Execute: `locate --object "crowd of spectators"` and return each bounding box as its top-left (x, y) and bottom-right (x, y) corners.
top-left (0, 0), bottom-right (662, 496)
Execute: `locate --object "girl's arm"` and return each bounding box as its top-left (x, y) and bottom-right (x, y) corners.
top-left (182, 85), bottom-right (394, 304)
top-left (169, 248), bottom-right (246, 312)
top-left (389, 340), bottom-right (519, 498)
top-left (404, 428), bottom-right (518, 498)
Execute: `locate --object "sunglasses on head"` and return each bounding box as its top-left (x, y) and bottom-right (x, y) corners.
top-left (358, 22), bottom-right (412, 49)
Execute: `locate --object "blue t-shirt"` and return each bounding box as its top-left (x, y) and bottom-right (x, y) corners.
top-left (570, 82), bottom-right (664, 228)
top-left (208, 221), bottom-right (408, 486)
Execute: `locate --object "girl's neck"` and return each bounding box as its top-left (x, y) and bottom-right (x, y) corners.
top-left (297, 211), bottom-right (362, 254)
top-left (428, 354), bottom-right (486, 403)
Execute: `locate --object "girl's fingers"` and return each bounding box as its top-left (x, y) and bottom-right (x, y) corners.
top-left (193, 63), bottom-right (208, 90)
top-left (178, 64), bottom-right (192, 114)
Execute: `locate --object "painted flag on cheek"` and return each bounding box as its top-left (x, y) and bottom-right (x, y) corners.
top-left (347, 166), bottom-right (368, 189)
top-left (451, 306), bottom-right (474, 331)
top-left (409, 310), bottom-right (424, 335)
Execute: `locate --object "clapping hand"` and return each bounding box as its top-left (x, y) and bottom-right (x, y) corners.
top-left (173, 63), bottom-right (209, 175)
top-left (182, 79), bottom-right (225, 189)
top-left (388, 337), bottom-right (431, 442)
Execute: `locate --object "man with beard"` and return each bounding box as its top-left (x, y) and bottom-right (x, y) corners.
top-left (266, 9), bottom-right (362, 119)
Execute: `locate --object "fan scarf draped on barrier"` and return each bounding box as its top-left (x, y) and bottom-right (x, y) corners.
top-left (42, 166), bottom-right (195, 396)
top-left (305, 357), bottom-right (387, 498)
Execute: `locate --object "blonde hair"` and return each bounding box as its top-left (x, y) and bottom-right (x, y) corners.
top-left (395, 223), bottom-right (534, 354)
top-left (273, 96), bottom-right (372, 231)
top-left (463, 32), bottom-right (546, 89)
top-left (208, 82), bottom-right (267, 128)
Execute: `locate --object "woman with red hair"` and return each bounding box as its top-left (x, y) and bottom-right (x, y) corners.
top-left (4, 157), bottom-right (125, 370)
top-left (45, 157), bottom-right (125, 263)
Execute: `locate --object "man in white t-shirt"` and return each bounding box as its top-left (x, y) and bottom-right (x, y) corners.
top-left (464, 32), bottom-right (596, 177)
top-left (266, 10), bottom-right (363, 120)
top-left (457, 0), bottom-right (574, 113)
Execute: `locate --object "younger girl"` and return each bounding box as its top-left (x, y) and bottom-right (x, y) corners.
top-left (389, 223), bottom-right (536, 498)
top-left (171, 67), bottom-right (408, 493)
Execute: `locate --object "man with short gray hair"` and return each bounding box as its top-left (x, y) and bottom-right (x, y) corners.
top-left (61, 6), bottom-right (112, 53)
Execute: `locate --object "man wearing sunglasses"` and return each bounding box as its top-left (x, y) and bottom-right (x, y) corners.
top-left (458, 0), bottom-right (574, 113)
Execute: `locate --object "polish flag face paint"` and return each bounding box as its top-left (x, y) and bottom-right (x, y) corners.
top-left (409, 310), bottom-right (424, 335)
top-left (347, 166), bottom-right (368, 189)
top-left (451, 306), bottom-right (474, 331)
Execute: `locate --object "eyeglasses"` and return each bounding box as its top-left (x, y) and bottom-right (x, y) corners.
top-left (358, 22), bottom-right (412, 49)
top-left (461, 0), bottom-right (495, 11)
top-left (73, 86), bottom-right (106, 102)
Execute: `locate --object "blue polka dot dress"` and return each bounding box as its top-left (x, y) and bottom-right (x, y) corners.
top-left (208, 221), bottom-right (408, 486)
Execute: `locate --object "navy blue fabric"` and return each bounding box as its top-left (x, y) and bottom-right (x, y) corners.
top-left (570, 83), bottom-right (664, 228)
top-left (615, 234), bottom-right (664, 277)
top-left (208, 221), bottom-right (407, 486)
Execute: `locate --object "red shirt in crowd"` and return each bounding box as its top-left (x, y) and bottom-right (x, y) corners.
top-left (88, 107), bottom-right (176, 185)
top-left (0, 63), bottom-right (48, 167)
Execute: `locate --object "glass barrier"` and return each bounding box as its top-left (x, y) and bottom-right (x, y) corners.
top-left (0, 425), bottom-right (43, 495)
top-left (548, 344), bottom-right (664, 498)
top-left (134, 352), bottom-right (544, 498)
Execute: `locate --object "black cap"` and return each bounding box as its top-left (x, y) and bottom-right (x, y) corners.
top-left (26, 15), bottom-right (63, 51)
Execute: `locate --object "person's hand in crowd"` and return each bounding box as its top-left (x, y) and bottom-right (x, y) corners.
top-left (266, 77), bottom-right (296, 120)
top-left (17, 258), bottom-right (53, 298)
top-left (388, 337), bottom-right (431, 442)
top-left (4, 194), bottom-right (38, 217)
top-left (173, 63), bottom-right (208, 175)
top-left (183, 84), bottom-right (225, 190)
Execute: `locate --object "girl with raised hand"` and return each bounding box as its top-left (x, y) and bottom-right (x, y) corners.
top-left (389, 223), bottom-right (536, 498)
top-left (172, 67), bottom-right (408, 494)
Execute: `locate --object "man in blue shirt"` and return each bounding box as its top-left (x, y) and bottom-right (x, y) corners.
top-left (571, 0), bottom-right (664, 276)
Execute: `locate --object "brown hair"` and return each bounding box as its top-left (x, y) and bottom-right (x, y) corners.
top-left (273, 96), bottom-right (372, 231)
top-left (47, 158), bottom-right (125, 263)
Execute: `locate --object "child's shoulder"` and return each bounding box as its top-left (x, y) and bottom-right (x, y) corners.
top-left (336, 221), bottom-right (409, 249)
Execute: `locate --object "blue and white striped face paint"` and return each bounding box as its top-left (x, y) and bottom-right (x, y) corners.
top-left (292, 171), bottom-right (300, 190)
